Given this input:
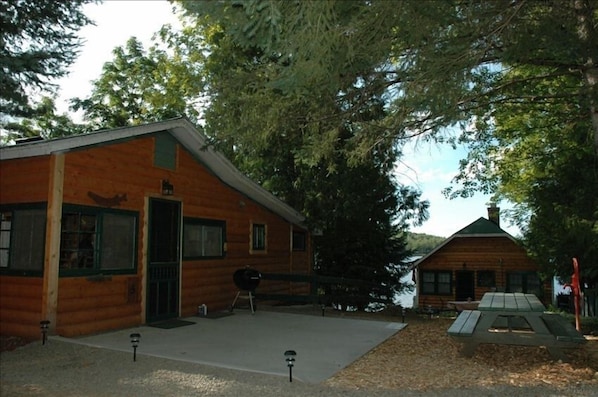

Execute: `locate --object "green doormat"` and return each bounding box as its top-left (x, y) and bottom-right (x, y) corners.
top-left (149, 319), bottom-right (196, 329)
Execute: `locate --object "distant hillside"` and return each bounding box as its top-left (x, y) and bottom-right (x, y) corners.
top-left (406, 232), bottom-right (445, 256)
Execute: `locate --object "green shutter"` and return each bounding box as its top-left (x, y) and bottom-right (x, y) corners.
top-left (154, 132), bottom-right (177, 170)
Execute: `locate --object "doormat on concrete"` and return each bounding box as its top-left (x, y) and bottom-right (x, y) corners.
top-left (202, 311), bottom-right (234, 319)
top-left (149, 319), bottom-right (196, 329)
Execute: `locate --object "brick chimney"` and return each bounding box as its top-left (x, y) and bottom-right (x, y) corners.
top-left (487, 203), bottom-right (500, 227)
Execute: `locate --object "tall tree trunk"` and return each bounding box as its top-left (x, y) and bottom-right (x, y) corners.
top-left (587, 67), bottom-right (598, 155)
top-left (575, 0), bottom-right (598, 154)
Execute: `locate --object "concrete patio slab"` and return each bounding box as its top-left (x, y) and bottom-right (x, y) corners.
top-left (53, 309), bottom-right (406, 383)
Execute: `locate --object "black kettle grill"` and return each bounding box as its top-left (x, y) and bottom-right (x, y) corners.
top-left (230, 267), bottom-right (261, 314)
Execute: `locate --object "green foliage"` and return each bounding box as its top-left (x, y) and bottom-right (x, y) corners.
top-left (406, 233), bottom-right (445, 256)
top-left (0, 0), bottom-right (96, 135)
top-left (174, 2), bottom-right (431, 309)
top-left (178, 0), bottom-right (598, 288)
top-left (71, 32), bottom-right (206, 129)
top-left (2, 97), bottom-right (85, 140)
top-left (455, 64), bottom-right (598, 284)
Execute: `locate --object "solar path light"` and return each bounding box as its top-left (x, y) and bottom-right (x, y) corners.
top-left (130, 333), bottom-right (141, 361)
top-left (40, 320), bottom-right (50, 345)
top-left (284, 350), bottom-right (297, 382)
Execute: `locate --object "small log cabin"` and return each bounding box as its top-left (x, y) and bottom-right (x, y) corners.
top-left (412, 206), bottom-right (552, 310)
top-left (0, 118), bottom-right (311, 339)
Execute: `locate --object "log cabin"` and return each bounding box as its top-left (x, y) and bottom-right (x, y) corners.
top-left (0, 118), bottom-right (311, 339)
top-left (412, 205), bottom-right (552, 311)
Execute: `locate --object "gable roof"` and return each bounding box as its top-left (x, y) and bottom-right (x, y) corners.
top-left (412, 217), bottom-right (516, 268)
top-left (0, 118), bottom-right (306, 227)
top-left (453, 217), bottom-right (506, 236)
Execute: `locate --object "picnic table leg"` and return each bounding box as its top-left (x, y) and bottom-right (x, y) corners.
top-left (546, 346), bottom-right (568, 362)
top-left (460, 341), bottom-right (478, 357)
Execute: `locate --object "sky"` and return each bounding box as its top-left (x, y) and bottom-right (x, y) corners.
top-left (55, 0), bottom-right (520, 239)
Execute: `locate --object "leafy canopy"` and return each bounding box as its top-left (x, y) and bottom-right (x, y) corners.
top-left (179, 0), bottom-right (598, 284)
top-left (71, 28), bottom-right (206, 130)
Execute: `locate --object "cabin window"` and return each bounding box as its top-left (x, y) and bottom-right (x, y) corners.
top-left (251, 223), bottom-right (266, 252)
top-left (0, 206), bottom-right (46, 275)
top-left (59, 205), bottom-right (138, 275)
top-left (506, 272), bottom-right (542, 296)
top-left (421, 271), bottom-right (452, 295)
top-left (183, 218), bottom-right (226, 259)
top-left (292, 231), bottom-right (306, 251)
top-left (477, 270), bottom-right (496, 288)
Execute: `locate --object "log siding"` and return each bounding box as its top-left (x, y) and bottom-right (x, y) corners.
top-left (1, 125), bottom-right (311, 338)
top-left (417, 236), bottom-right (551, 309)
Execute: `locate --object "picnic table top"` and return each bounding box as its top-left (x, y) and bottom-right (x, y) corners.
top-left (478, 292), bottom-right (545, 312)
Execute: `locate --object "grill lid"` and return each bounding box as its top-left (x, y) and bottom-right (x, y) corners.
top-left (233, 267), bottom-right (261, 291)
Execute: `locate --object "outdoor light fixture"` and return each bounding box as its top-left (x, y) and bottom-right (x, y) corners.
top-left (284, 350), bottom-right (297, 382)
top-left (40, 320), bottom-right (50, 345)
top-left (401, 307), bottom-right (406, 323)
top-left (161, 179), bottom-right (174, 196)
top-left (130, 333), bottom-right (141, 362)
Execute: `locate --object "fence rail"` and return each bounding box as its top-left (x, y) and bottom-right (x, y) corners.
top-left (255, 272), bottom-right (389, 306)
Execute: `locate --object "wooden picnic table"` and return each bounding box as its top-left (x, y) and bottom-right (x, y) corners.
top-left (448, 292), bottom-right (586, 360)
top-left (478, 291), bottom-right (546, 312)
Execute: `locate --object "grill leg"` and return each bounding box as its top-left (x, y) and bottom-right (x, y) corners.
top-left (230, 291), bottom-right (241, 312)
top-left (249, 291), bottom-right (255, 314)
top-left (230, 290), bottom-right (256, 313)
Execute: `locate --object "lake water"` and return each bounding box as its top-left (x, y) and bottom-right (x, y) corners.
top-left (394, 273), bottom-right (416, 308)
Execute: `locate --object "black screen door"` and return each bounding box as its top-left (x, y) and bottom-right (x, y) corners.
top-left (147, 199), bottom-right (180, 323)
top-left (455, 270), bottom-right (475, 301)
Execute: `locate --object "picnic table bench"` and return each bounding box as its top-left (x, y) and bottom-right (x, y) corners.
top-left (447, 292), bottom-right (586, 361)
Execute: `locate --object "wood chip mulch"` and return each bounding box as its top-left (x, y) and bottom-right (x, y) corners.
top-left (326, 314), bottom-right (598, 392)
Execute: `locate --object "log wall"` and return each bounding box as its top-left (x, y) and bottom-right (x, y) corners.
top-left (0, 276), bottom-right (43, 339)
top-left (417, 237), bottom-right (552, 309)
top-left (1, 134), bottom-right (311, 337)
top-left (0, 156), bottom-right (50, 203)
top-left (56, 276), bottom-right (141, 337)
top-left (0, 156), bottom-right (49, 339)
top-left (176, 146), bottom-right (311, 316)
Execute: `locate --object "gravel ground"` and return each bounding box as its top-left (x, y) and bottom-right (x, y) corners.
top-left (2, 306), bottom-right (597, 396)
top-left (1, 337), bottom-right (597, 397)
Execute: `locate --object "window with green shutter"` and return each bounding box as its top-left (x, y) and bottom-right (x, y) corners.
top-left (0, 205), bottom-right (46, 276)
top-left (154, 131), bottom-right (177, 170)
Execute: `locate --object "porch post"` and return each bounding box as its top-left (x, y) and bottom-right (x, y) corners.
top-left (41, 153), bottom-right (64, 333)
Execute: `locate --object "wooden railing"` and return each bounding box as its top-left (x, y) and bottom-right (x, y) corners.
top-left (255, 272), bottom-right (391, 306)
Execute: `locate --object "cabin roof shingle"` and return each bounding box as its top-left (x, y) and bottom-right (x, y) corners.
top-left (0, 117), bottom-right (306, 227)
top-left (454, 217), bottom-right (506, 236)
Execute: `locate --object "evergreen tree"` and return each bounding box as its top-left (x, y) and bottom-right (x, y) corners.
top-left (0, 0), bottom-right (96, 138)
top-left (183, 5), bottom-right (429, 309)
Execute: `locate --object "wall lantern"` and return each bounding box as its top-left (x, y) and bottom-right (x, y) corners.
top-left (284, 350), bottom-right (297, 382)
top-left (40, 320), bottom-right (50, 345)
top-left (130, 333), bottom-right (141, 361)
top-left (161, 180), bottom-right (174, 196)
